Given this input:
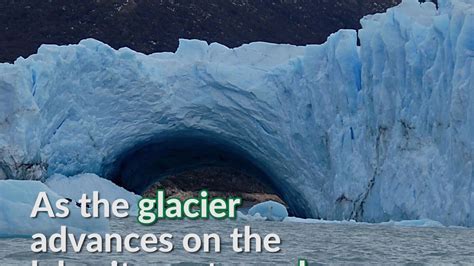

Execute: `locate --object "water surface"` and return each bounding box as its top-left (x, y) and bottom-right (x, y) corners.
top-left (1, 218), bottom-right (473, 265)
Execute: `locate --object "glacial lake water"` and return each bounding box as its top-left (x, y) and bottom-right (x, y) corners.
top-left (1, 217), bottom-right (474, 265)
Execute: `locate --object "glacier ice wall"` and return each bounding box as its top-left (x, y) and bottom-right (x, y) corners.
top-left (0, 0), bottom-right (472, 225)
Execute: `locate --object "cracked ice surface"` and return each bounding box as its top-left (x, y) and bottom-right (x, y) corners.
top-left (0, 0), bottom-right (473, 225)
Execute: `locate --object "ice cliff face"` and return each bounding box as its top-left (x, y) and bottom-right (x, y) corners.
top-left (0, 0), bottom-right (472, 225)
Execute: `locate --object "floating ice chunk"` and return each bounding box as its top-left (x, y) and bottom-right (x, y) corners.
top-left (45, 173), bottom-right (141, 216)
top-left (237, 211), bottom-right (267, 221)
top-left (0, 180), bottom-right (109, 238)
top-left (380, 219), bottom-right (444, 228)
top-left (283, 217), bottom-right (445, 228)
top-left (248, 201), bottom-right (288, 221)
top-left (283, 217), bottom-right (362, 225)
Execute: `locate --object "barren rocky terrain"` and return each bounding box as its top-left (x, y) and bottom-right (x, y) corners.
top-left (0, 0), bottom-right (405, 62)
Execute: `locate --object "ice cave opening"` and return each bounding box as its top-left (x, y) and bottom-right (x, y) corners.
top-left (105, 132), bottom-right (300, 217)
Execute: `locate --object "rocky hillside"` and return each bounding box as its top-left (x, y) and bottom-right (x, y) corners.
top-left (0, 0), bottom-right (406, 62)
top-left (143, 167), bottom-right (286, 207)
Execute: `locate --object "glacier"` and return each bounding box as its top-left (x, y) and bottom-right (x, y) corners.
top-left (0, 173), bottom-right (140, 237)
top-left (0, 0), bottom-right (473, 226)
top-left (45, 173), bottom-right (141, 216)
top-left (0, 180), bottom-right (109, 237)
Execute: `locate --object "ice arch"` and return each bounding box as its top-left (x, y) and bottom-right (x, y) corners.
top-left (1, 36), bottom-right (341, 219)
top-left (0, 0), bottom-right (473, 225)
top-left (105, 131), bottom-right (309, 216)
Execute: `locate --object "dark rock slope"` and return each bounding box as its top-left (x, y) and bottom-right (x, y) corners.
top-left (0, 0), bottom-right (404, 62)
